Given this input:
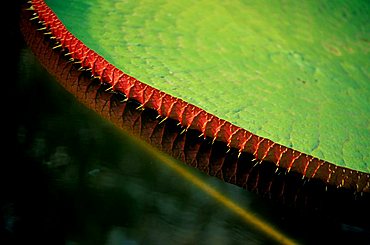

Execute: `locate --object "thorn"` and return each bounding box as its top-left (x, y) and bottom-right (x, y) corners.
top-left (120, 98), bottom-right (128, 103)
top-left (69, 58), bottom-right (74, 62)
top-left (37, 27), bottom-right (47, 31)
top-left (105, 86), bottom-right (113, 92)
top-left (64, 52), bottom-right (74, 56)
top-left (237, 151), bottom-right (242, 158)
top-left (136, 104), bottom-right (143, 110)
top-left (180, 128), bottom-right (187, 135)
top-left (43, 32), bottom-right (52, 35)
top-left (226, 147), bottom-right (231, 153)
top-left (30, 16), bottom-right (39, 20)
top-left (74, 61), bottom-right (82, 64)
top-left (159, 117), bottom-right (167, 124)
top-left (25, 6), bottom-right (34, 11)
top-left (52, 44), bottom-right (62, 49)
top-left (156, 115), bottom-right (161, 119)
top-left (212, 137), bottom-right (217, 145)
top-left (198, 133), bottom-right (204, 138)
top-left (77, 67), bottom-right (85, 71)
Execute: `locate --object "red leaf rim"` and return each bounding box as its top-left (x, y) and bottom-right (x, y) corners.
top-left (28, 0), bottom-right (370, 193)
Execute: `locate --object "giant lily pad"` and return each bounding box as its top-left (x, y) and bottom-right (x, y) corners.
top-left (29, 0), bottom-right (369, 191)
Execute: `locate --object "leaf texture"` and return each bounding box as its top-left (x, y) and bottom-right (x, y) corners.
top-left (44, 0), bottom-right (369, 173)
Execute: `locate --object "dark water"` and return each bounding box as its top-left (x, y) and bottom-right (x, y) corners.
top-left (2, 2), bottom-right (370, 245)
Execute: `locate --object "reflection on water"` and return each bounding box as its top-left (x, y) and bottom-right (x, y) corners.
top-left (11, 47), bottom-right (289, 244)
top-left (2, 3), bottom-right (370, 245)
top-left (11, 47), bottom-right (283, 244)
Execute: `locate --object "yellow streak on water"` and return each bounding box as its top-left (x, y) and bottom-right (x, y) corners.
top-left (128, 132), bottom-right (298, 245)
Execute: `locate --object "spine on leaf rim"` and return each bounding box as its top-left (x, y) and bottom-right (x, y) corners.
top-left (29, 0), bottom-right (369, 192)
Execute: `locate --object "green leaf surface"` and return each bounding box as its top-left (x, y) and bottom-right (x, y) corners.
top-left (45, 0), bottom-right (369, 173)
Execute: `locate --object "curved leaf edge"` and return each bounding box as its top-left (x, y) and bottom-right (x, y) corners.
top-left (27, 0), bottom-right (370, 193)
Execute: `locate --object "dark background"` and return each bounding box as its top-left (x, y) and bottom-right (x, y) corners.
top-left (2, 1), bottom-right (370, 244)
